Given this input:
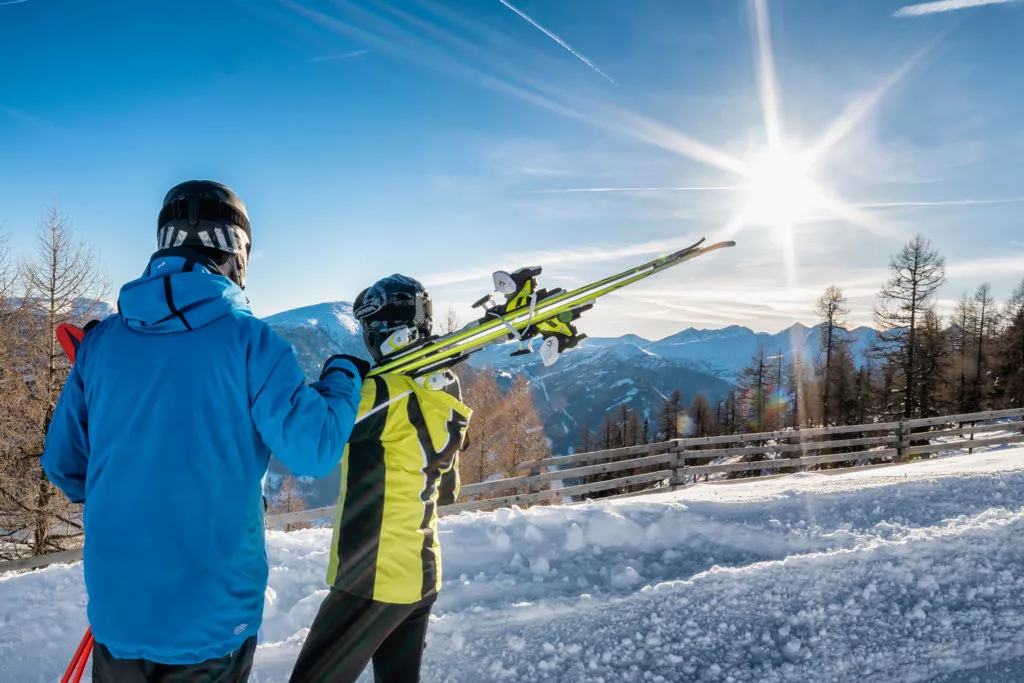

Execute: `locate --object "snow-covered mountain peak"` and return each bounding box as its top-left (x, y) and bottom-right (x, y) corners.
top-left (264, 301), bottom-right (360, 348)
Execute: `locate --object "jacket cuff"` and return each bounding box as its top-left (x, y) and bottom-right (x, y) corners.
top-left (320, 357), bottom-right (360, 383)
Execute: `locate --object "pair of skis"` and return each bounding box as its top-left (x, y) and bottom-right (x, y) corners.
top-left (367, 237), bottom-right (736, 377)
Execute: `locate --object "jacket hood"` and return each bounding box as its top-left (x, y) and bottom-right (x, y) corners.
top-left (118, 248), bottom-right (251, 333)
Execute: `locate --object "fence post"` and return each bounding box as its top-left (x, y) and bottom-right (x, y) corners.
top-left (669, 449), bottom-right (687, 489)
top-left (895, 421), bottom-right (906, 463)
top-left (526, 461), bottom-right (543, 498)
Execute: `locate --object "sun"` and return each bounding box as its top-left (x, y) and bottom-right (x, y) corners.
top-left (741, 146), bottom-right (823, 228)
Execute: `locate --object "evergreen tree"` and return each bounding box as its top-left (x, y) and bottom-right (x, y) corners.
top-left (786, 353), bottom-right (811, 428)
top-left (689, 393), bottom-right (716, 437)
top-left (599, 412), bottom-right (619, 450)
top-left (996, 278), bottom-right (1024, 408)
top-left (816, 286), bottom-right (851, 426)
top-left (657, 389), bottom-right (683, 440)
top-left (972, 283), bottom-right (998, 410)
top-left (874, 235), bottom-right (946, 419)
top-left (950, 293), bottom-right (976, 413)
top-left (578, 423), bottom-right (593, 453)
top-left (915, 308), bottom-right (949, 419)
top-left (738, 347), bottom-right (771, 431)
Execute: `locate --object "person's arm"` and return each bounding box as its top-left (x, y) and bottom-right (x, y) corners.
top-left (438, 452), bottom-right (461, 506)
top-left (437, 374), bottom-right (468, 505)
top-left (249, 324), bottom-right (364, 478)
top-left (41, 361), bottom-right (89, 504)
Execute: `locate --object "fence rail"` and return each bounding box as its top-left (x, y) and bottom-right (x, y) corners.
top-left (4, 407), bottom-right (1023, 574)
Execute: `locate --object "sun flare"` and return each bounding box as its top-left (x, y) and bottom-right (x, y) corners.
top-left (742, 147), bottom-right (822, 227)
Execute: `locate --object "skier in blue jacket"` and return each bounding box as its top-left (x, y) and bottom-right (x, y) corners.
top-left (42, 180), bottom-right (367, 683)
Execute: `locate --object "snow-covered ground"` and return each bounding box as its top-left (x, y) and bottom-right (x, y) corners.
top-left (4, 447), bottom-right (1024, 682)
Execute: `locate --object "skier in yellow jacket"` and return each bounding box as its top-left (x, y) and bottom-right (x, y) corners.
top-left (290, 274), bottom-right (471, 683)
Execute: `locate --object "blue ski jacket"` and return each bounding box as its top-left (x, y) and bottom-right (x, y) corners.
top-left (42, 250), bottom-right (362, 664)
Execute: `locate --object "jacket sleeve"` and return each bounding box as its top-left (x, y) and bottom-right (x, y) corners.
top-left (438, 452), bottom-right (461, 506)
top-left (41, 360), bottom-right (90, 504)
top-left (436, 375), bottom-right (468, 506)
top-left (249, 324), bottom-right (363, 478)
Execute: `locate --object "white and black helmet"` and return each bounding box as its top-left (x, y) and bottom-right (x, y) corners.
top-left (157, 180), bottom-right (252, 288)
top-left (354, 274), bottom-right (433, 363)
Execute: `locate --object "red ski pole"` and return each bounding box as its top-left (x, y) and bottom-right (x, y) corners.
top-left (61, 627), bottom-right (93, 683)
top-left (71, 630), bottom-right (94, 683)
top-left (56, 325), bottom-right (96, 683)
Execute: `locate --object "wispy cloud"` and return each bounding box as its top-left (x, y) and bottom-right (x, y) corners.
top-left (308, 49), bottom-right (371, 62)
top-left (856, 196), bottom-right (1024, 209)
top-left (0, 104), bottom-right (78, 140)
top-left (0, 0), bottom-right (32, 6)
top-left (946, 255), bottom-right (1024, 279)
top-left (894, 0), bottom-right (1019, 17)
top-left (496, 0), bottom-right (618, 86)
top-left (1011, 240), bottom-right (1024, 249)
top-left (524, 186), bottom-right (738, 194)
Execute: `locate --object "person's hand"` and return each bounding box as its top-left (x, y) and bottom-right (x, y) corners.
top-left (320, 354), bottom-right (371, 382)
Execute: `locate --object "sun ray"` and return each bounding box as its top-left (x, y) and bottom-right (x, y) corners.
top-left (803, 39), bottom-right (937, 166)
top-left (751, 0), bottom-right (784, 149)
top-left (813, 191), bottom-right (896, 239)
top-left (715, 211), bottom-right (751, 243)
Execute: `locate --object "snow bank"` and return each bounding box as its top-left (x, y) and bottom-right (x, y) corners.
top-left (3, 449), bottom-right (1024, 682)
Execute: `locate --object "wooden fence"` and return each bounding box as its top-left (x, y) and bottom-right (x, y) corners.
top-left (3, 407), bottom-right (1023, 573)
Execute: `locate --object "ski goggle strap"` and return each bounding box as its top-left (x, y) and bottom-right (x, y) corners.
top-left (156, 224), bottom-right (251, 289)
top-left (157, 224), bottom-right (250, 255)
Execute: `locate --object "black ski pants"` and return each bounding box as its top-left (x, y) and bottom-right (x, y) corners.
top-left (289, 588), bottom-right (435, 683)
top-left (92, 635), bottom-right (256, 683)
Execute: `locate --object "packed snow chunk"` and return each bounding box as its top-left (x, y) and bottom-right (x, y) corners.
top-left (585, 511), bottom-right (646, 549)
top-left (564, 522), bottom-right (586, 552)
top-left (611, 564), bottom-right (644, 588)
top-left (489, 526), bottom-right (513, 551)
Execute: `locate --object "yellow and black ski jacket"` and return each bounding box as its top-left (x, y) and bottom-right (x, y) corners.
top-left (326, 369), bottom-right (471, 604)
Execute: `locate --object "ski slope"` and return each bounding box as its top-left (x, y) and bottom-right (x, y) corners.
top-left (4, 447), bottom-right (1024, 682)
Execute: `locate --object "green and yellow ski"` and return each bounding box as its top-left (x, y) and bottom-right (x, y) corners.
top-left (367, 237), bottom-right (736, 378)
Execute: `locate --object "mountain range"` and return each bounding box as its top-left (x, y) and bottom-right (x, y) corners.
top-left (264, 302), bottom-right (880, 459)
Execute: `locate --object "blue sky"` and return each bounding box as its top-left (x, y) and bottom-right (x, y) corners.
top-left (1, 0), bottom-right (1022, 338)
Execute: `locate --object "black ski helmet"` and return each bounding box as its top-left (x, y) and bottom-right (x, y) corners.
top-left (353, 274), bottom-right (433, 363)
top-left (157, 180), bottom-right (252, 288)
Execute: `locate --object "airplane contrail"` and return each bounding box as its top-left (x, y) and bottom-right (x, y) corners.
top-left (497, 0), bottom-right (618, 86)
top-left (894, 0), bottom-right (1019, 17)
top-left (525, 186), bottom-right (738, 194)
top-left (308, 49), bottom-right (371, 62)
top-left (858, 196), bottom-right (1024, 208)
